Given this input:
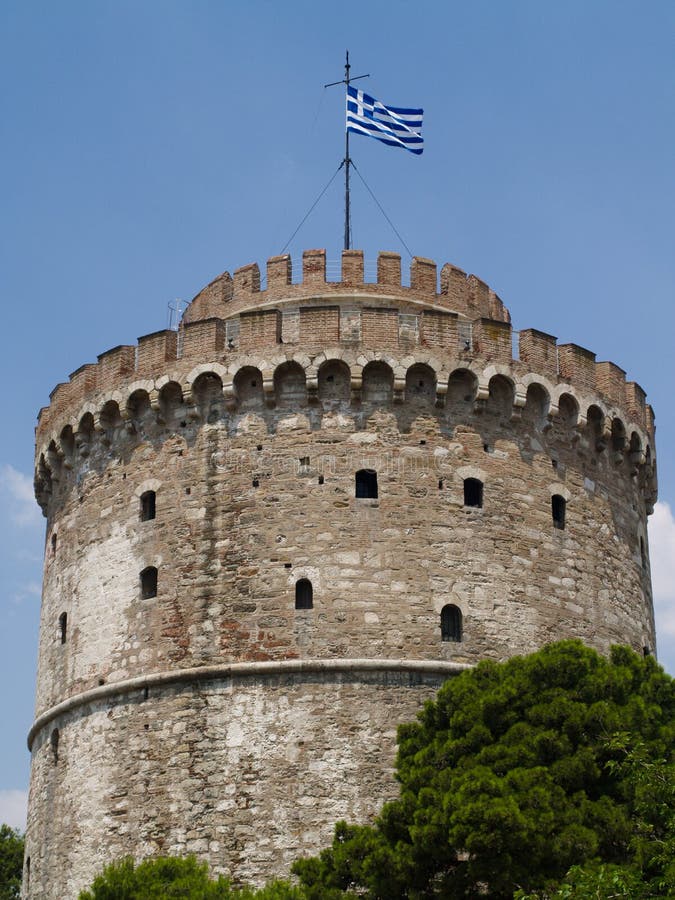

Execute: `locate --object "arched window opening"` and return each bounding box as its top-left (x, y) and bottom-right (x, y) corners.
top-left (58, 612), bottom-right (67, 645)
top-left (140, 490), bottom-right (156, 522)
top-left (274, 361), bottom-right (307, 407)
top-left (140, 566), bottom-right (158, 599)
top-left (441, 605), bottom-right (462, 642)
top-left (463, 478), bottom-right (483, 508)
top-left (643, 646), bottom-right (651, 658)
top-left (447, 369), bottom-right (477, 414)
top-left (25, 857), bottom-right (30, 890)
top-left (640, 537), bottom-right (647, 570)
top-left (552, 495), bottom-right (566, 530)
top-left (362, 361), bottom-right (393, 404)
top-left (295, 578), bottom-right (313, 610)
top-left (355, 469), bottom-right (378, 499)
top-left (51, 533), bottom-right (57, 556)
top-left (193, 372), bottom-right (224, 423)
top-left (318, 360), bottom-right (351, 402)
top-left (50, 728), bottom-right (60, 764)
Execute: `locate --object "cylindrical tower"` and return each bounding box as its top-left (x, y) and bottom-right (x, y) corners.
top-left (24, 249), bottom-right (657, 898)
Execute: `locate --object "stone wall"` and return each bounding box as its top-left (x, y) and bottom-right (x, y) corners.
top-left (26, 670), bottom-right (446, 897)
top-left (24, 249), bottom-right (658, 898)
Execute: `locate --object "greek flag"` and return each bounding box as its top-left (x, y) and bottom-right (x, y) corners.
top-left (346, 84), bottom-right (423, 155)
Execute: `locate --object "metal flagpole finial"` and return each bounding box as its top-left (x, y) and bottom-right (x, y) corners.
top-left (324, 52), bottom-right (370, 251)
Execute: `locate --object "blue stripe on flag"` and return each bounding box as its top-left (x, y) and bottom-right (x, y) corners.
top-left (346, 84), bottom-right (424, 155)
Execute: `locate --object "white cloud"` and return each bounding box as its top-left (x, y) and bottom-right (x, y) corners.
top-left (648, 501), bottom-right (675, 673)
top-left (10, 581), bottom-right (42, 607)
top-left (0, 789), bottom-right (27, 831)
top-left (0, 465), bottom-right (42, 528)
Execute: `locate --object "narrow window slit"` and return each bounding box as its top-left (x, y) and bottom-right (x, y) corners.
top-left (58, 612), bottom-right (67, 645)
top-left (140, 566), bottom-right (158, 599)
top-left (295, 578), bottom-right (313, 610)
top-left (552, 495), bottom-right (566, 530)
top-left (140, 490), bottom-right (156, 521)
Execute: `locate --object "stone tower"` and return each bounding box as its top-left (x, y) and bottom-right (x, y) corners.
top-left (25, 249), bottom-right (657, 898)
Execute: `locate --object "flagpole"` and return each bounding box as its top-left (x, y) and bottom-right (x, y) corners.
top-left (325, 52), bottom-right (369, 252)
top-left (344, 53), bottom-right (351, 250)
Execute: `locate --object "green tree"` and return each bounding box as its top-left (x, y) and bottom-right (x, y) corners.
top-left (0, 825), bottom-right (24, 900)
top-left (78, 855), bottom-right (307, 900)
top-left (293, 641), bottom-right (675, 899)
top-left (516, 738), bottom-right (675, 899)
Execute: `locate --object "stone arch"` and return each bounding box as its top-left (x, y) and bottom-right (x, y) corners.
top-left (127, 388), bottom-right (152, 422)
top-left (446, 368), bottom-right (478, 418)
top-left (611, 416), bottom-right (627, 460)
top-left (318, 359), bottom-right (351, 402)
top-left (485, 373), bottom-right (515, 422)
top-left (99, 399), bottom-right (123, 431)
top-left (192, 371), bottom-right (225, 423)
top-left (274, 361), bottom-right (307, 407)
top-left (158, 381), bottom-right (184, 424)
top-left (186, 362), bottom-right (228, 386)
top-left (405, 363), bottom-right (436, 407)
top-left (233, 366), bottom-right (264, 408)
top-left (522, 381), bottom-right (551, 431)
top-left (549, 482), bottom-right (571, 502)
top-left (362, 360), bottom-right (393, 404)
top-left (45, 439), bottom-right (62, 481)
top-left (557, 392), bottom-right (580, 428)
top-left (586, 404), bottom-right (606, 451)
top-left (629, 430), bottom-right (643, 462)
top-left (59, 424), bottom-right (75, 461)
top-left (76, 412), bottom-right (95, 456)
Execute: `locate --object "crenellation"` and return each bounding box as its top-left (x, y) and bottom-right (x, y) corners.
top-left (410, 256), bottom-right (437, 295)
top-left (183, 271), bottom-right (233, 323)
top-left (181, 319), bottom-right (226, 359)
top-left (439, 262), bottom-right (468, 311)
top-left (26, 248), bottom-right (659, 900)
top-left (96, 346), bottom-right (136, 393)
top-left (519, 329), bottom-right (558, 379)
top-left (302, 248), bottom-right (326, 284)
top-left (558, 343), bottom-right (596, 392)
top-left (341, 249), bottom-right (364, 285)
top-left (473, 318), bottom-right (512, 362)
top-left (596, 360), bottom-right (627, 408)
top-left (233, 262), bottom-right (261, 298)
top-left (377, 251), bottom-right (401, 286)
top-left (468, 274), bottom-right (491, 318)
top-left (625, 382), bottom-right (647, 429)
top-left (488, 290), bottom-right (508, 323)
top-left (137, 330), bottom-right (178, 375)
top-left (266, 255), bottom-right (292, 294)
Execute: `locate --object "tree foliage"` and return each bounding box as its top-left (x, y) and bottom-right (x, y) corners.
top-left (0, 825), bottom-right (24, 900)
top-left (292, 641), bottom-right (675, 899)
top-left (78, 855), bottom-right (306, 900)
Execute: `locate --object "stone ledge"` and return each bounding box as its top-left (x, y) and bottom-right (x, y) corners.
top-left (27, 657), bottom-right (471, 749)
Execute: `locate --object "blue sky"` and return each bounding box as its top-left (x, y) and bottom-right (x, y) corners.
top-left (1, 0), bottom-right (675, 830)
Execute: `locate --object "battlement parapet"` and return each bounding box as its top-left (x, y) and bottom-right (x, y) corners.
top-left (182, 249), bottom-right (511, 325)
top-left (34, 250), bottom-right (657, 517)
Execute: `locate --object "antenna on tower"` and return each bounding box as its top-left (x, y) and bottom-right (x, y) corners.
top-left (325, 51), bottom-right (370, 250)
top-left (167, 299), bottom-right (188, 331)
